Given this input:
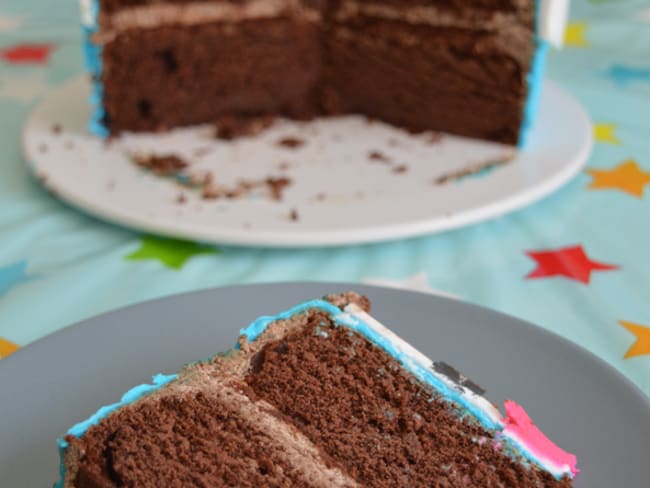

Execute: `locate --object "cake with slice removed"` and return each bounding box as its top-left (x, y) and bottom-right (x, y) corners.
top-left (79, 1), bottom-right (570, 146)
top-left (56, 292), bottom-right (578, 487)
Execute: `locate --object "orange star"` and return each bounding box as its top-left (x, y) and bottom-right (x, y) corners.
top-left (586, 160), bottom-right (650, 198)
top-left (619, 321), bottom-right (650, 359)
top-left (0, 337), bottom-right (20, 359)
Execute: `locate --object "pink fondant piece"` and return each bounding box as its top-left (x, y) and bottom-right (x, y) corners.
top-left (503, 400), bottom-right (579, 476)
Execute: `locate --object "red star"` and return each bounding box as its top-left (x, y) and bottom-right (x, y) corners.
top-left (1, 43), bottom-right (55, 64)
top-left (525, 245), bottom-right (619, 284)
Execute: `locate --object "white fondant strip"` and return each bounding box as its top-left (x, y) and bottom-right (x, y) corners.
top-left (539, 0), bottom-right (570, 48)
top-left (79, 0), bottom-right (96, 28)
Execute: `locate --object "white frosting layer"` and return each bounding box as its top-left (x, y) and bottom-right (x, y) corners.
top-left (79, 0), bottom-right (97, 28)
top-left (539, 0), bottom-right (570, 48)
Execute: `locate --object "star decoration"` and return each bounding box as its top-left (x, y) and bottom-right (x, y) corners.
top-left (593, 123), bottom-right (621, 145)
top-left (363, 272), bottom-right (458, 300)
top-left (0, 73), bottom-right (49, 102)
top-left (586, 160), bottom-right (650, 198)
top-left (0, 260), bottom-right (38, 297)
top-left (0, 14), bottom-right (23, 32)
top-left (604, 64), bottom-right (650, 87)
top-left (0, 337), bottom-right (20, 359)
top-left (564, 22), bottom-right (589, 48)
top-left (126, 235), bottom-right (219, 270)
top-left (525, 245), bottom-right (619, 285)
top-left (0, 43), bottom-right (55, 64)
top-left (619, 321), bottom-right (650, 359)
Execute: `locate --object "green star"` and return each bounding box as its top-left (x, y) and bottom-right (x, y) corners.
top-left (126, 235), bottom-right (219, 270)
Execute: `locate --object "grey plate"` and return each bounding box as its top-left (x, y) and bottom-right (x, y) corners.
top-left (1, 283), bottom-right (648, 487)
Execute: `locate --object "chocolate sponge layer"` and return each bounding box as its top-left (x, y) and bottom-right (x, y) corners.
top-left (100, 18), bottom-right (323, 133)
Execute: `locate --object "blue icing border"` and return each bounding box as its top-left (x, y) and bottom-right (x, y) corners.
top-left (82, 0), bottom-right (109, 138)
top-left (518, 0), bottom-right (549, 148)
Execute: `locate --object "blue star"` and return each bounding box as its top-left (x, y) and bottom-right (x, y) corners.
top-left (0, 260), bottom-right (38, 297)
top-left (604, 64), bottom-right (650, 87)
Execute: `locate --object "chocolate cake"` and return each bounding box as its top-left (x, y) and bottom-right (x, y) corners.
top-left (80, 1), bottom-right (569, 146)
top-left (56, 292), bottom-right (578, 487)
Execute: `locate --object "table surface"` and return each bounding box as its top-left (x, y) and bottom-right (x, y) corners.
top-left (0, 1), bottom-right (648, 396)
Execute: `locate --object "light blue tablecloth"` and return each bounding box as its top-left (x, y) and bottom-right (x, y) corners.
top-left (1, 1), bottom-right (648, 395)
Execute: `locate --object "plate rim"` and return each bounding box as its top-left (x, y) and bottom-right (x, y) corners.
top-left (22, 77), bottom-right (594, 248)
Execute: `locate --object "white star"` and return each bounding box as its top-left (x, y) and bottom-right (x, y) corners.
top-left (363, 272), bottom-right (458, 300)
top-left (636, 7), bottom-right (650, 22)
top-left (0, 14), bottom-right (22, 32)
top-left (0, 74), bottom-right (48, 102)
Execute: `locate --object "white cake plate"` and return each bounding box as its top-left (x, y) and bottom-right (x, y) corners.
top-left (22, 76), bottom-right (592, 248)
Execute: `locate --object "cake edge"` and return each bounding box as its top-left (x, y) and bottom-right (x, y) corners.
top-left (55, 294), bottom-right (578, 487)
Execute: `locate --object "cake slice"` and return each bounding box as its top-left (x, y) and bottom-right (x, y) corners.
top-left (56, 293), bottom-right (578, 487)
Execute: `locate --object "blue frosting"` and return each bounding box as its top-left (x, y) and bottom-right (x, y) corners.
top-left (82, 0), bottom-right (109, 137)
top-left (518, 0), bottom-right (549, 148)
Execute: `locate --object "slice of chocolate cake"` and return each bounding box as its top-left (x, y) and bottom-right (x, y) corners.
top-left (79, 1), bottom-right (569, 146)
top-left (56, 292), bottom-right (577, 487)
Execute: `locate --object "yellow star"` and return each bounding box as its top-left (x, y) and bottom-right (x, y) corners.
top-left (593, 123), bottom-right (621, 145)
top-left (565, 21), bottom-right (589, 48)
top-left (0, 337), bottom-right (20, 359)
top-left (586, 160), bottom-right (650, 198)
top-left (619, 321), bottom-right (650, 359)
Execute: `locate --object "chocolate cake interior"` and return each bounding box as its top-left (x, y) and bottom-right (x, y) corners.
top-left (64, 307), bottom-right (570, 487)
top-left (93, 0), bottom-right (537, 144)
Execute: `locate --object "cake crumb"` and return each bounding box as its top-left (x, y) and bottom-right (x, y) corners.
top-left (277, 137), bottom-right (305, 149)
top-left (267, 177), bottom-right (292, 201)
top-left (368, 151), bottom-right (390, 163)
top-left (202, 183), bottom-right (221, 200)
top-left (392, 165), bottom-right (408, 174)
top-left (289, 209), bottom-right (299, 221)
top-left (215, 115), bottom-right (274, 140)
top-left (176, 193), bottom-right (187, 204)
top-left (427, 132), bottom-right (443, 144)
top-left (133, 154), bottom-right (188, 176)
top-left (52, 124), bottom-right (62, 135)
